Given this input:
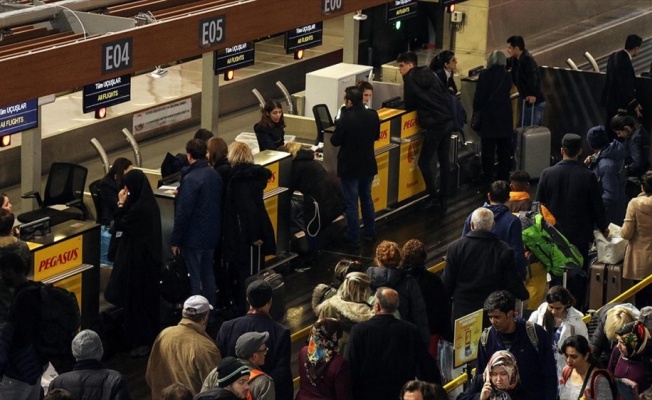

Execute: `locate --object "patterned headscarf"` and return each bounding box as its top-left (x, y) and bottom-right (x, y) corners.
top-left (483, 350), bottom-right (520, 396)
top-left (305, 318), bottom-right (343, 386)
top-left (616, 320), bottom-right (651, 358)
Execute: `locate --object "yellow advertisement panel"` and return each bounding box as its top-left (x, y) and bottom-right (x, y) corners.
top-left (264, 196), bottom-right (278, 261)
top-left (360, 152), bottom-right (389, 217)
top-left (54, 274), bottom-right (83, 313)
top-left (397, 139), bottom-right (426, 202)
top-left (34, 236), bottom-right (83, 281)
top-left (400, 111), bottom-right (420, 138)
top-left (374, 120), bottom-right (391, 151)
top-left (264, 162), bottom-right (279, 193)
top-left (453, 309), bottom-right (484, 368)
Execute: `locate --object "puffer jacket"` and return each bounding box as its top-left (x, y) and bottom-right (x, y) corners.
top-left (48, 359), bottom-right (131, 400)
top-left (366, 266), bottom-right (430, 346)
top-left (403, 66), bottom-right (452, 130)
top-left (588, 138), bottom-right (628, 224)
top-left (315, 294), bottom-right (374, 353)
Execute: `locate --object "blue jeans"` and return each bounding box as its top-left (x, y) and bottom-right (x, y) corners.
top-left (182, 248), bottom-right (217, 309)
top-left (100, 225), bottom-right (113, 267)
top-left (518, 101), bottom-right (546, 127)
top-left (340, 176), bottom-right (375, 243)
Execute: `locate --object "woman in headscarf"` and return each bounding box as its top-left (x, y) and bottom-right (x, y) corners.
top-left (297, 318), bottom-right (351, 400)
top-left (608, 320), bottom-right (652, 391)
top-left (105, 169), bottom-right (162, 358)
top-left (458, 350), bottom-right (526, 400)
top-left (472, 50), bottom-right (514, 183)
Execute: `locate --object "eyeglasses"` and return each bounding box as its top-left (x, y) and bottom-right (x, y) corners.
top-left (255, 347), bottom-right (269, 354)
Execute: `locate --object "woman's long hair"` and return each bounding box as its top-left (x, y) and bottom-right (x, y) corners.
top-left (543, 285), bottom-right (575, 340)
top-left (258, 99), bottom-right (285, 129)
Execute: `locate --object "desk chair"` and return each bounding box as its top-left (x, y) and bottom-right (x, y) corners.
top-left (312, 104), bottom-right (334, 145)
top-left (18, 162), bottom-right (88, 226)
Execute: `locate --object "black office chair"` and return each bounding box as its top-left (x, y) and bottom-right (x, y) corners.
top-left (18, 162), bottom-right (88, 226)
top-left (312, 104), bottom-right (334, 145)
top-left (88, 179), bottom-right (103, 224)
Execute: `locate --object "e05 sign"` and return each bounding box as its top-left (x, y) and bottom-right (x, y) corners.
top-left (199, 16), bottom-right (226, 48)
top-left (102, 38), bottom-right (133, 74)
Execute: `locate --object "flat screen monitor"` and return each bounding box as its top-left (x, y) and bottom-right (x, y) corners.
top-left (19, 217), bottom-right (51, 241)
top-left (381, 96), bottom-right (404, 109)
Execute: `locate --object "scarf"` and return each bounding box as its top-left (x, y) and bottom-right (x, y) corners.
top-left (483, 350), bottom-right (520, 396)
top-left (305, 318), bottom-right (342, 386)
top-left (616, 320), bottom-right (650, 358)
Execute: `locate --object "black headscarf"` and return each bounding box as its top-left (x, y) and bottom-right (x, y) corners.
top-left (117, 169), bottom-right (162, 262)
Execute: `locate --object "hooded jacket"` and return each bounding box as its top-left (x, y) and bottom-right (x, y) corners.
top-left (366, 266), bottom-right (430, 346)
top-left (48, 358), bottom-right (131, 400)
top-left (462, 203), bottom-right (526, 280)
top-left (315, 294), bottom-right (374, 353)
top-left (621, 193), bottom-right (652, 280)
top-left (402, 66), bottom-right (452, 130)
top-left (528, 302), bottom-right (589, 380)
top-left (588, 139), bottom-right (627, 225)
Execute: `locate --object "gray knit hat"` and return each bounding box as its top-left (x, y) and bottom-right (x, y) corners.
top-left (71, 329), bottom-right (104, 361)
top-left (218, 357), bottom-right (250, 387)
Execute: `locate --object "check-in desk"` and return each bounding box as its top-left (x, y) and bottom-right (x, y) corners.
top-left (390, 110), bottom-right (428, 202)
top-left (154, 151), bottom-right (294, 267)
top-left (27, 221), bottom-right (100, 328)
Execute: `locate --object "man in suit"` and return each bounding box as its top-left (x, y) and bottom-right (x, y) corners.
top-left (444, 207), bottom-right (529, 323)
top-left (602, 34), bottom-right (643, 139)
top-left (346, 288), bottom-right (439, 400)
top-left (536, 133), bottom-right (610, 309)
top-left (330, 86), bottom-right (380, 248)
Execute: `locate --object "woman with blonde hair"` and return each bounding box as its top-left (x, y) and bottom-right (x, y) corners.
top-left (315, 272), bottom-right (374, 352)
top-left (589, 304), bottom-right (638, 366)
top-left (222, 141), bottom-right (276, 311)
top-left (367, 241), bottom-right (430, 346)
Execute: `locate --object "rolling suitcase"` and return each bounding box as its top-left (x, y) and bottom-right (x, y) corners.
top-left (606, 263), bottom-right (633, 304)
top-left (589, 258), bottom-right (633, 310)
top-left (514, 101), bottom-right (551, 179)
top-left (243, 245), bottom-right (287, 321)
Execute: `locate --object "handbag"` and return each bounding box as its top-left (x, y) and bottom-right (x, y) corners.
top-left (471, 71), bottom-right (507, 132)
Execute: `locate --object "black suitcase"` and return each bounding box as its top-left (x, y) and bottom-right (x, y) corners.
top-left (243, 245), bottom-right (287, 321)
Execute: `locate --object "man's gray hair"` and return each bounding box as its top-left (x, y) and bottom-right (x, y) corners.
top-left (487, 50), bottom-right (507, 68)
top-left (471, 207), bottom-right (494, 231)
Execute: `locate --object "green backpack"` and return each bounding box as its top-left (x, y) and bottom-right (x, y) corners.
top-left (519, 203), bottom-right (584, 277)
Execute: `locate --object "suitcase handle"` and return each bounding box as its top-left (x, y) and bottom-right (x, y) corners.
top-left (520, 99), bottom-right (536, 127)
top-left (250, 244), bottom-right (262, 276)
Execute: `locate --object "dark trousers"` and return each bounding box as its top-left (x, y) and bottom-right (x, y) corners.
top-left (340, 176), bottom-right (375, 243)
top-left (418, 122), bottom-right (453, 199)
top-left (481, 136), bottom-right (511, 182)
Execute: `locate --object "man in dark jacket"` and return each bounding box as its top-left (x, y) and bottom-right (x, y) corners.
top-left (398, 51), bottom-right (453, 211)
top-left (443, 207), bottom-right (529, 323)
top-left (506, 36), bottom-right (545, 126)
top-left (461, 180), bottom-right (527, 280)
top-left (171, 138), bottom-right (223, 310)
top-left (602, 34), bottom-right (643, 138)
top-left (346, 288), bottom-right (439, 400)
top-left (0, 253), bottom-right (47, 399)
top-left (216, 280), bottom-right (292, 400)
top-left (330, 86), bottom-right (380, 248)
top-left (478, 291), bottom-right (556, 400)
top-left (48, 330), bottom-right (131, 399)
top-left (536, 133), bottom-right (609, 309)
top-left (584, 126), bottom-right (628, 225)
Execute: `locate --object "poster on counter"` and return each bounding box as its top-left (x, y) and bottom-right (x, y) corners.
top-left (453, 309), bottom-right (483, 368)
top-left (132, 97), bottom-right (192, 135)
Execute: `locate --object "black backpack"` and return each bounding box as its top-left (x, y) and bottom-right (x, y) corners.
top-left (160, 256), bottom-right (191, 304)
top-left (38, 283), bottom-right (81, 372)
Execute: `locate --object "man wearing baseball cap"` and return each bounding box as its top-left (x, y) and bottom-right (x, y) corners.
top-left (146, 295), bottom-right (222, 399)
top-left (201, 332), bottom-right (275, 400)
top-left (195, 357), bottom-right (251, 400)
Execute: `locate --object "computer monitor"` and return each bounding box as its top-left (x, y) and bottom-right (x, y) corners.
top-left (19, 216), bottom-right (51, 241)
top-left (381, 96), bottom-right (404, 109)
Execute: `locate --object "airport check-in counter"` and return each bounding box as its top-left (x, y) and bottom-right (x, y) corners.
top-left (390, 110), bottom-right (427, 202)
top-left (154, 151), bottom-right (294, 267)
top-left (322, 108), bottom-right (404, 215)
top-left (27, 220), bottom-right (100, 328)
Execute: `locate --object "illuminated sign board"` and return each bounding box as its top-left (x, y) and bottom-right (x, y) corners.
top-left (386, 0), bottom-right (417, 22)
top-left (0, 99), bottom-right (38, 136)
top-left (284, 22), bottom-right (323, 54)
top-left (214, 42), bottom-right (255, 74)
top-left (83, 74), bottom-right (131, 113)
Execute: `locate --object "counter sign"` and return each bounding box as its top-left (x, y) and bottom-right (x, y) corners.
top-left (199, 15), bottom-right (226, 48)
top-left (323, 0), bottom-right (344, 14)
top-left (214, 42), bottom-right (254, 74)
top-left (102, 38), bottom-right (133, 74)
top-left (386, 0), bottom-right (417, 22)
top-left (83, 74), bottom-right (131, 113)
top-left (0, 99), bottom-right (38, 136)
top-left (285, 22), bottom-right (323, 54)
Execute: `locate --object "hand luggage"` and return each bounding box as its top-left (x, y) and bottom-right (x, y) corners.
top-left (243, 245), bottom-right (287, 321)
top-left (589, 258), bottom-right (633, 310)
top-left (160, 255), bottom-right (191, 304)
top-left (514, 101), bottom-right (551, 179)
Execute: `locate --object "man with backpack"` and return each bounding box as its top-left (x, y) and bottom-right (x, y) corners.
top-left (477, 290), bottom-right (557, 400)
top-left (0, 253), bottom-right (48, 399)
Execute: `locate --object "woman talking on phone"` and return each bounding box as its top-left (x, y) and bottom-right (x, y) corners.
top-left (458, 350), bottom-right (527, 400)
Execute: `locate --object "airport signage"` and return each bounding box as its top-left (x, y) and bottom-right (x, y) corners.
top-left (102, 37), bottom-right (133, 74)
top-left (199, 15), bottom-right (226, 48)
top-left (322, 0), bottom-right (344, 14)
top-left (214, 42), bottom-right (255, 74)
top-left (0, 99), bottom-right (38, 136)
top-left (386, 0), bottom-right (417, 23)
top-left (83, 74), bottom-right (131, 113)
top-left (284, 22), bottom-right (323, 54)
